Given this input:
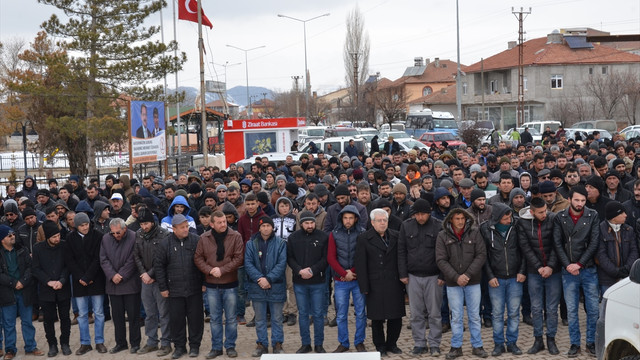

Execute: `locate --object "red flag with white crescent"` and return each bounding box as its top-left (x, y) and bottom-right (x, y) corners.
top-left (178, 0), bottom-right (213, 29)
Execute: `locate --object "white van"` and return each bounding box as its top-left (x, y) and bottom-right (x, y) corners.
top-left (521, 121), bottom-right (562, 134)
top-left (298, 126), bottom-right (326, 143)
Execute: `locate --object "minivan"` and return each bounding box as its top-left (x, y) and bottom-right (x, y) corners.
top-left (521, 121), bottom-right (561, 134)
top-left (572, 120), bottom-right (618, 133)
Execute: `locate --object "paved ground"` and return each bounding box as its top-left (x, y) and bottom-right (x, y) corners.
top-left (12, 303), bottom-right (595, 359)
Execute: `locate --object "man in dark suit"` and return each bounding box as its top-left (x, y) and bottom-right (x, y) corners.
top-left (151, 108), bottom-right (162, 137)
top-left (136, 104), bottom-right (150, 138)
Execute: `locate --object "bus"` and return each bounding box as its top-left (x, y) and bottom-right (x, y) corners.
top-left (406, 109), bottom-right (459, 138)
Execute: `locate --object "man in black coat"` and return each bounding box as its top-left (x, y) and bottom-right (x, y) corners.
top-left (32, 220), bottom-right (72, 357)
top-left (155, 214), bottom-right (204, 359)
top-left (65, 213), bottom-right (107, 355)
top-left (355, 208), bottom-right (405, 356)
top-left (520, 127), bottom-right (533, 145)
top-left (0, 225), bottom-right (43, 358)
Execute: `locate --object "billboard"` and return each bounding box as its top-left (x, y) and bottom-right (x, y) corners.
top-left (130, 101), bottom-right (167, 164)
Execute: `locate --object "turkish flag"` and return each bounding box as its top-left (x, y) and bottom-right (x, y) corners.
top-left (178, 0), bottom-right (213, 29)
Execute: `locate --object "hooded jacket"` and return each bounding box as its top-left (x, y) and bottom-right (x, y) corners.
top-left (272, 197), bottom-right (297, 241)
top-left (431, 187), bottom-right (455, 221)
top-left (1, 200), bottom-right (24, 232)
top-left (221, 201), bottom-right (239, 231)
top-left (323, 200), bottom-right (369, 233)
top-left (21, 176), bottom-right (38, 203)
top-left (327, 205), bottom-right (365, 281)
top-left (92, 200), bottom-right (111, 235)
top-left (517, 206), bottom-right (559, 274)
top-left (435, 208), bottom-right (487, 287)
top-left (480, 203), bottom-right (526, 279)
top-left (160, 196), bottom-right (196, 232)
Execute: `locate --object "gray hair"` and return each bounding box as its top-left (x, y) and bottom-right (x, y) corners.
top-left (550, 145), bottom-right (560, 152)
top-left (109, 218), bottom-right (127, 230)
top-left (370, 208), bottom-right (388, 222)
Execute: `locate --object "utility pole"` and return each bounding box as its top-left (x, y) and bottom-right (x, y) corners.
top-left (350, 52), bottom-right (360, 122)
top-left (513, 6), bottom-right (531, 127)
top-left (292, 75), bottom-right (302, 117)
top-left (197, 0), bottom-right (208, 166)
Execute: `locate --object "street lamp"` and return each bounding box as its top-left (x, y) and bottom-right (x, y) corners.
top-left (212, 61), bottom-right (242, 84)
top-left (226, 44), bottom-right (266, 118)
top-left (278, 13), bottom-right (330, 122)
top-left (10, 121), bottom-right (38, 178)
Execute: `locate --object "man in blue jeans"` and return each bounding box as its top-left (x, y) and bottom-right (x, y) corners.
top-left (287, 211), bottom-right (328, 354)
top-left (518, 197), bottom-right (560, 355)
top-left (327, 205), bottom-right (367, 353)
top-left (480, 203), bottom-right (526, 356)
top-left (0, 225), bottom-right (43, 359)
top-left (553, 185), bottom-right (600, 357)
top-left (194, 211), bottom-right (245, 359)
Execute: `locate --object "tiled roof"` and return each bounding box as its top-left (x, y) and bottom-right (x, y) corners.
top-left (408, 84), bottom-right (457, 105)
top-left (465, 36), bottom-right (640, 73)
top-left (403, 59), bottom-right (467, 84)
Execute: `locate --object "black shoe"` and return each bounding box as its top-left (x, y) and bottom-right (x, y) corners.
top-left (506, 343), bottom-right (522, 355)
top-left (296, 345), bottom-right (312, 354)
top-left (226, 348), bottom-right (237, 358)
top-left (430, 347), bottom-right (441, 356)
top-left (172, 347), bottom-right (187, 359)
top-left (109, 344), bottom-right (128, 354)
top-left (251, 344), bottom-right (267, 358)
top-left (483, 318), bottom-right (492, 328)
top-left (287, 314), bottom-right (297, 326)
top-left (567, 344), bottom-right (581, 358)
top-left (562, 318), bottom-right (568, 326)
top-left (188, 348), bottom-right (199, 357)
top-left (491, 344), bottom-right (505, 356)
top-left (246, 317), bottom-right (255, 327)
top-left (547, 336), bottom-right (559, 355)
top-left (472, 347), bottom-right (488, 358)
top-left (314, 345), bottom-right (326, 353)
top-left (282, 314), bottom-right (289, 323)
top-left (412, 346), bottom-right (427, 355)
top-left (586, 343), bottom-right (596, 357)
top-left (129, 346), bottom-right (140, 354)
top-left (95, 344), bottom-right (108, 354)
top-left (445, 347), bottom-right (463, 359)
top-left (328, 317), bottom-right (337, 327)
top-left (388, 346), bottom-right (402, 354)
top-left (61, 344), bottom-right (71, 356)
top-left (205, 349), bottom-right (223, 359)
top-left (441, 323), bottom-right (451, 333)
top-left (75, 345), bottom-right (92, 356)
top-left (522, 315), bottom-right (533, 326)
top-left (527, 336), bottom-right (545, 354)
top-left (48, 345), bottom-right (58, 357)
top-left (376, 347), bottom-right (388, 357)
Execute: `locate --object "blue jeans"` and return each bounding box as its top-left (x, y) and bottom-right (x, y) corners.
top-left (562, 267), bottom-right (600, 345)
top-left (252, 301), bottom-right (284, 347)
top-left (75, 295), bottom-right (105, 345)
top-left (334, 280), bottom-right (366, 348)
top-left (488, 278), bottom-right (522, 345)
top-left (236, 266), bottom-right (246, 317)
top-left (206, 287), bottom-right (238, 350)
top-left (528, 272), bottom-right (561, 337)
top-left (447, 284), bottom-right (483, 348)
top-left (1, 293), bottom-right (36, 353)
top-left (294, 283), bottom-right (325, 346)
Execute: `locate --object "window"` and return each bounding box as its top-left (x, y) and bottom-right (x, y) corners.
top-left (589, 67), bottom-right (593, 75)
top-left (602, 66), bottom-right (608, 75)
top-left (490, 80), bottom-right (498, 93)
top-left (551, 75), bottom-right (563, 89)
top-left (462, 82), bottom-right (468, 95)
top-left (422, 86), bottom-right (433, 96)
top-left (523, 77), bottom-right (528, 91)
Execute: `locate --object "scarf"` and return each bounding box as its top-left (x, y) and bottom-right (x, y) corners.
top-left (213, 229), bottom-right (228, 261)
top-left (608, 221), bottom-right (622, 233)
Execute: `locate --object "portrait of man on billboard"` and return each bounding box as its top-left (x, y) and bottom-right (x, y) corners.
top-left (135, 103), bottom-right (151, 138)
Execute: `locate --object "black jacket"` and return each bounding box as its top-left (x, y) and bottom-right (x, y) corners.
top-left (391, 199), bottom-right (412, 221)
top-left (553, 207), bottom-right (600, 269)
top-left (596, 221), bottom-right (639, 286)
top-left (286, 228), bottom-right (328, 285)
top-left (398, 217), bottom-right (442, 278)
top-left (134, 225), bottom-right (169, 279)
top-left (0, 246), bottom-right (36, 307)
top-left (16, 221), bottom-right (40, 254)
top-left (480, 207), bottom-right (526, 279)
top-left (65, 227), bottom-right (106, 297)
top-left (517, 209), bottom-right (560, 274)
top-left (32, 240), bottom-right (71, 302)
top-left (586, 196), bottom-right (612, 222)
top-left (154, 232), bottom-right (203, 297)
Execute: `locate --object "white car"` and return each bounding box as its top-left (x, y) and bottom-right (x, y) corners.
top-left (299, 136), bottom-right (368, 155)
top-left (379, 138), bottom-right (429, 152)
top-left (379, 131), bottom-right (412, 141)
top-left (568, 128), bottom-right (612, 140)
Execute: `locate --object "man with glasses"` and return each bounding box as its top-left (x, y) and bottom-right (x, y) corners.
top-left (2, 200), bottom-right (24, 233)
top-left (558, 167), bottom-right (581, 199)
top-left (215, 185), bottom-right (228, 205)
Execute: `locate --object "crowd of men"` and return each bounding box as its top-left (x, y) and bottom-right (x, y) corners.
top-left (1, 130), bottom-right (640, 359)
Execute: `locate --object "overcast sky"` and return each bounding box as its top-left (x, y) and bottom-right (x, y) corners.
top-left (1, 0), bottom-right (639, 95)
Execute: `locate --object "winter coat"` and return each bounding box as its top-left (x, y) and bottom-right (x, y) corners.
top-left (327, 205), bottom-right (364, 281)
top-left (244, 233), bottom-right (288, 303)
top-left (160, 196), bottom-right (196, 232)
top-left (553, 207), bottom-right (600, 269)
top-left (65, 227), bottom-right (106, 297)
top-left (355, 227), bottom-right (405, 320)
top-left (323, 201), bottom-right (368, 233)
top-left (21, 176), bottom-right (38, 203)
top-left (154, 232), bottom-right (203, 297)
top-left (398, 216), bottom-right (442, 278)
top-left (237, 208), bottom-right (267, 244)
top-left (435, 209), bottom-right (487, 287)
top-left (295, 206), bottom-right (327, 230)
top-left (100, 229), bottom-right (141, 295)
top-left (134, 224), bottom-right (169, 279)
top-left (0, 246), bottom-right (36, 307)
top-left (596, 221), bottom-right (638, 286)
top-left (465, 204), bottom-right (493, 227)
top-left (272, 198), bottom-right (297, 241)
top-left (287, 228), bottom-right (328, 285)
top-left (517, 206), bottom-right (560, 274)
top-left (16, 221), bottom-right (41, 254)
top-left (32, 240), bottom-right (71, 302)
top-left (391, 198), bottom-right (412, 221)
top-left (195, 229), bottom-right (244, 286)
top-left (479, 203), bottom-right (526, 279)
top-left (92, 201), bottom-right (112, 235)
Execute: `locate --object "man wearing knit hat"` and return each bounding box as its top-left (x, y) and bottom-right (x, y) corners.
top-left (16, 207), bottom-right (40, 255)
top-left (455, 178), bottom-right (475, 210)
top-left (399, 199), bottom-right (444, 356)
top-left (538, 181), bottom-right (570, 213)
top-left (323, 185), bottom-right (368, 233)
top-left (391, 183), bottom-right (412, 221)
top-left (32, 220), bottom-right (72, 357)
top-left (0, 225), bottom-right (44, 358)
top-left (509, 188), bottom-right (528, 214)
top-left (287, 211), bottom-right (329, 354)
top-left (604, 171), bottom-right (632, 203)
top-left (552, 185), bottom-right (601, 357)
top-left (584, 175), bottom-right (612, 222)
top-left (133, 208), bottom-right (172, 356)
top-left (66, 213), bottom-right (108, 355)
top-left (465, 189), bottom-right (492, 225)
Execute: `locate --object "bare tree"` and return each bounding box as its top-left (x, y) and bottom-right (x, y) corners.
top-left (583, 70), bottom-right (626, 119)
top-left (620, 71), bottom-right (640, 125)
top-left (375, 84), bottom-right (408, 127)
top-left (343, 5), bottom-right (370, 122)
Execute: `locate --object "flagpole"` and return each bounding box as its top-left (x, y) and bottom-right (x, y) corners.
top-left (197, 0), bottom-right (208, 167)
top-left (172, 0), bottom-right (182, 156)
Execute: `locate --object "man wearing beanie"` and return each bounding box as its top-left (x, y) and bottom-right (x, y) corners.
top-left (133, 208), bottom-right (172, 356)
top-left (391, 183), bottom-right (412, 221)
top-left (65, 212), bottom-right (107, 355)
top-left (0, 225), bottom-right (43, 358)
top-left (604, 171), bottom-right (632, 203)
top-left (398, 199), bottom-right (444, 356)
top-left (538, 181), bottom-right (570, 213)
top-left (244, 216), bottom-right (288, 357)
top-left (323, 185), bottom-right (368, 233)
top-left (32, 220), bottom-right (72, 357)
top-left (194, 211), bottom-right (244, 359)
top-left (508, 188), bottom-right (528, 214)
top-left (155, 214), bottom-right (204, 359)
top-left (287, 211), bottom-right (328, 354)
top-left (553, 185), bottom-right (600, 357)
top-left (596, 201), bottom-right (638, 295)
top-left (269, 175), bottom-right (287, 207)
top-left (465, 189), bottom-right (493, 225)
top-left (584, 175), bottom-right (612, 222)
top-left (99, 218), bottom-right (141, 355)
top-left (16, 207), bottom-right (41, 255)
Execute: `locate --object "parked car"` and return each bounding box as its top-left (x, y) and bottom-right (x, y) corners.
top-left (596, 259), bottom-right (640, 360)
top-left (521, 121), bottom-right (562, 134)
top-left (324, 126), bottom-right (361, 138)
top-left (621, 125), bottom-right (640, 136)
top-left (378, 138), bottom-right (429, 152)
top-left (379, 131), bottom-right (412, 141)
top-left (231, 152), bottom-right (304, 172)
top-left (298, 126), bottom-right (326, 143)
top-left (507, 127), bottom-right (542, 143)
top-left (572, 120), bottom-right (618, 133)
top-left (568, 128), bottom-right (613, 140)
top-left (357, 128), bottom-right (380, 142)
top-left (418, 132), bottom-right (464, 149)
top-left (299, 136), bottom-right (367, 155)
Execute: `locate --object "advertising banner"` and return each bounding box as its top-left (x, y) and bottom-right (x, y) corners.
top-left (130, 101), bottom-right (167, 164)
